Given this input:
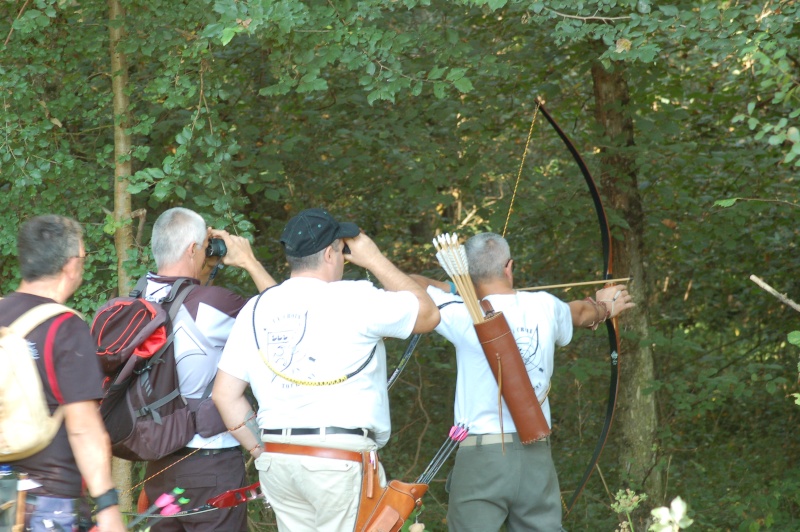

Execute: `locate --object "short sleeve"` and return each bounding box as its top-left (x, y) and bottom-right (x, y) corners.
top-left (52, 315), bottom-right (105, 404)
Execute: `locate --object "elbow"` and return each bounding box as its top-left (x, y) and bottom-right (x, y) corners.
top-left (411, 305), bottom-right (440, 334)
top-left (212, 391), bottom-right (227, 410)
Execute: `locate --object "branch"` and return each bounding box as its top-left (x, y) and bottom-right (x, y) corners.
top-left (4, 0), bottom-right (31, 47)
top-left (544, 7), bottom-right (631, 22)
top-left (750, 274), bottom-right (800, 313)
top-left (716, 197), bottom-right (800, 209)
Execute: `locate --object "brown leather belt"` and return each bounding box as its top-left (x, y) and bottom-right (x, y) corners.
top-left (263, 443), bottom-right (362, 462)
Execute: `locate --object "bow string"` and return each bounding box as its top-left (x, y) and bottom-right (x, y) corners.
top-left (506, 98), bottom-right (622, 516)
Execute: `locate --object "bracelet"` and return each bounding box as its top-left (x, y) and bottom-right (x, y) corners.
top-left (583, 297), bottom-right (609, 331)
top-left (94, 488), bottom-right (119, 513)
top-left (597, 300), bottom-right (611, 321)
top-left (249, 443), bottom-right (262, 454)
top-left (447, 281), bottom-right (457, 295)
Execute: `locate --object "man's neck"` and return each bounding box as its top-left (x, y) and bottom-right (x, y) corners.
top-left (290, 270), bottom-right (332, 283)
top-left (474, 279), bottom-right (515, 300)
top-left (16, 279), bottom-right (69, 304)
top-left (156, 264), bottom-right (196, 279)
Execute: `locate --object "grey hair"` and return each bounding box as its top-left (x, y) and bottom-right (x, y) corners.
top-left (17, 215), bottom-right (83, 282)
top-left (286, 239), bottom-right (340, 273)
top-left (151, 207), bottom-right (207, 269)
top-left (465, 232), bottom-right (511, 283)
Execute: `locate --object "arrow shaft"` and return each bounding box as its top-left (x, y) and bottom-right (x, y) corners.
top-left (517, 277), bottom-right (631, 292)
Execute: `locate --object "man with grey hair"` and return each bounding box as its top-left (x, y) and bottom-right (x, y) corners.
top-left (412, 231), bottom-right (635, 532)
top-left (141, 207), bottom-right (276, 532)
top-left (0, 215), bottom-right (125, 532)
top-left (213, 207), bottom-right (440, 532)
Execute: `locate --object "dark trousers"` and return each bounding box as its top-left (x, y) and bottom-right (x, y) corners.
top-left (144, 448), bottom-right (247, 532)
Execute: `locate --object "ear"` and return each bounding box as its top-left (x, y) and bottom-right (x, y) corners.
top-left (504, 259), bottom-right (514, 281)
top-left (63, 256), bottom-right (81, 281)
top-left (323, 244), bottom-right (335, 265)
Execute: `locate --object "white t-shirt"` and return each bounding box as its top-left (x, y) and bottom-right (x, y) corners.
top-left (145, 275), bottom-right (246, 449)
top-left (428, 286), bottom-right (573, 434)
top-left (218, 277), bottom-right (419, 448)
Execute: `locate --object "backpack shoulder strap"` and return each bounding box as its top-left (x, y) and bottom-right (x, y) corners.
top-left (164, 281), bottom-right (196, 322)
top-left (145, 280), bottom-right (196, 367)
top-left (129, 276), bottom-right (150, 298)
top-left (8, 303), bottom-right (81, 338)
top-left (201, 376), bottom-right (215, 400)
top-left (2, 302), bottom-right (81, 407)
top-left (134, 276), bottom-right (196, 319)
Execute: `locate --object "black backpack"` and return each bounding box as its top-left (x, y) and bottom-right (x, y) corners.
top-left (91, 277), bottom-right (198, 461)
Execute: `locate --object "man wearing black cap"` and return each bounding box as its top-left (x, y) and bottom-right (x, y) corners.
top-left (213, 208), bottom-right (440, 532)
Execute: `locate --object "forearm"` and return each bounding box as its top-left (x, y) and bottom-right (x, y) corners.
top-left (211, 229), bottom-right (276, 291)
top-left (213, 372), bottom-right (262, 458)
top-left (65, 403), bottom-right (115, 497)
top-left (223, 398), bottom-right (261, 452)
top-left (570, 284), bottom-right (635, 329)
top-left (242, 257), bottom-right (277, 292)
top-left (569, 299), bottom-right (609, 329)
top-left (409, 274), bottom-right (451, 293)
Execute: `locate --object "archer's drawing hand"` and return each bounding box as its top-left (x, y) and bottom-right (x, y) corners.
top-left (596, 285), bottom-right (635, 319)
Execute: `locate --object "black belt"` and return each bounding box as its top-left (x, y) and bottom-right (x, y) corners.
top-left (172, 446), bottom-right (241, 457)
top-left (262, 427), bottom-right (376, 441)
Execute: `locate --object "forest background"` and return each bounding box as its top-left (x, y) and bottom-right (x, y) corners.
top-left (1, 0), bottom-right (798, 530)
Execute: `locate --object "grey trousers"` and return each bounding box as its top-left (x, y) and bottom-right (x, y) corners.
top-left (446, 435), bottom-right (563, 532)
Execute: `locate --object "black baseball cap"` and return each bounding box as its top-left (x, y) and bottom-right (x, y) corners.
top-left (280, 208), bottom-right (360, 257)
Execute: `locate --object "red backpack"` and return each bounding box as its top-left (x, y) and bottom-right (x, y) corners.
top-left (91, 277), bottom-right (197, 461)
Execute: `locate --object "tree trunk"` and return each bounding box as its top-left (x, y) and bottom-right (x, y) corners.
top-left (108, 0), bottom-right (135, 512)
top-left (591, 60), bottom-right (662, 525)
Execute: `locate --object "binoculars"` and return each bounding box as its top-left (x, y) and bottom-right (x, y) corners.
top-left (205, 238), bottom-right (227, 257)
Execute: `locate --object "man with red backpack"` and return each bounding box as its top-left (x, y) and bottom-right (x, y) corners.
top-left (140, 207), bottom-right (275, 531)
top-left (0, 215), bottom-right (125, 532)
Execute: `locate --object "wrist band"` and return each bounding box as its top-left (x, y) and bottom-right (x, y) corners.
top-left (447, 281), bottom-right (457, 295)
top-left (597, 300), bottom-right (611, 320)
top-left (94, 488), bottom-right (119, 513)
top-left (583, 297), bottom-right (608, 331)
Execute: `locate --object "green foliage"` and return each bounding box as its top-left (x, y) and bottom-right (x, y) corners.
top-left (788, 331), bottom-right (800, 348)
top-left (612, 488), bottom-right (648, 531)
top-left (1, 0), bottom-right (799, 530)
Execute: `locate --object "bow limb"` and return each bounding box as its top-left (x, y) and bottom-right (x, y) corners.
top-left (121, 482), bottom-right (265, 527)
top-left (534, 99), bottom-right (622, 516)
top-left (204, 482), bottom-right (263, 510)
top-left (387, 333), bottom-right (422, 390)
top-left (160, 481), bottom-right (264, 518)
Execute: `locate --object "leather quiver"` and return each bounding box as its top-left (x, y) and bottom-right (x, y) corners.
top-left (473, 301), bottom-right (550, 443)
top-left (356, 452), bottom-right (428, 532)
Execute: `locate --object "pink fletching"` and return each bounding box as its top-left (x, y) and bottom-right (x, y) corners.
top-left (160, 503), bottom-right (182, 516)
top-left (154, 493), bottom-right (175, 507)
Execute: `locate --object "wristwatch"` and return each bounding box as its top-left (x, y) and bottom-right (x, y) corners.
top-left (94, 488), bottom-right (119, 512)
